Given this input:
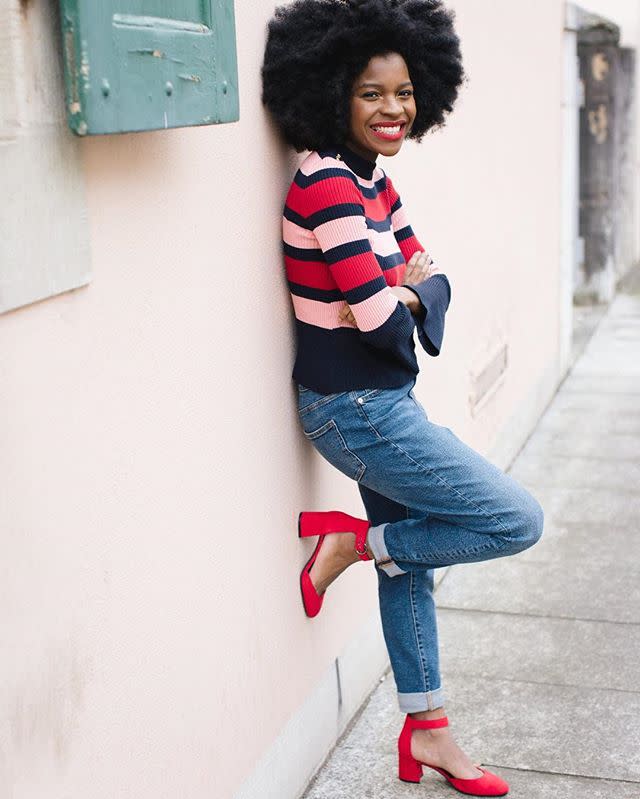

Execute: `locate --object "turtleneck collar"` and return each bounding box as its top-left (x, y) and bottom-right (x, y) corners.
top-left (327, 141), bottom-right (378, 180)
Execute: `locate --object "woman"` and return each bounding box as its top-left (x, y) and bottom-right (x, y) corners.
top-left (261, 1), bottom-right (544, 795)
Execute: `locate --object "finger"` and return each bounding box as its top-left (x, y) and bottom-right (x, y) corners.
top-left (412, 253), bottom-right (428, 274)
top-left (405, 252), bottom-right (423, 280)
top-left (406, 251), bottom-right (421, 273)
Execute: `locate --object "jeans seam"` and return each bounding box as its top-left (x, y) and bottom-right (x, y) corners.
top-left (408, 570), bottom-right (430, 695)
top-left (298, 391), bottom-right (348, 417)
top-left (403, 537), bottom-right (509, 566)
top-left (356, 405), bottom-right (511, 537)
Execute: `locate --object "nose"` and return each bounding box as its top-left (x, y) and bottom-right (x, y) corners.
top-left (381, 94), bottom-right (405, 116)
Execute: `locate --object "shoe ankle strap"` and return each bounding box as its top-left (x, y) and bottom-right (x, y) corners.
top-left (406, 714), bottom-right (449, 729)
top-left (354, 520), bottom-right (372, 561)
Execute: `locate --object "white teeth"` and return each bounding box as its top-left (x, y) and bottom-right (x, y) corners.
top-left (372, 125), bottom-right (402, 134)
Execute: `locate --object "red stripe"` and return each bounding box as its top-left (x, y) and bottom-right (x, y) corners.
top-left (285, 257), bottom-right (339, 290)
top-left (330, 251), bottom-right (387, 291)
top-left (397, 233), bottom-right (424, 265)
top-left (288, 174), bottom-right (389, 222)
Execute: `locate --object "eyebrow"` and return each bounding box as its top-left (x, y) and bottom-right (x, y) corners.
top-left (357, 81), bottom-right (413, 89)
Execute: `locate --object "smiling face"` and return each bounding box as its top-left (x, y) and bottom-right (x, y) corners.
top-left (346, 51), bottom-right (417, 161)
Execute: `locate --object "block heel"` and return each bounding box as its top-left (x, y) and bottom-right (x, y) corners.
top-left (397, 714), bottom-right (509, 796)
top-left (398, 752), bottom-right (423, 783)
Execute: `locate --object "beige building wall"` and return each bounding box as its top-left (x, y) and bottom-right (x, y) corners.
top-left (2, 1), bottom-right (626, 798)
top-left (576, 0), bottom-right (640, 268)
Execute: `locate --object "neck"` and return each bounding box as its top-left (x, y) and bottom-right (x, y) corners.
top-left (328, 139), bottom-right (378, 179)
top-left (344, 138), bottom-right (379, 164)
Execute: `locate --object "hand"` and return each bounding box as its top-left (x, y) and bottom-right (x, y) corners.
top-left (403, 250), bottom-right (440, 285)
top-left (390, 285), bottom-right (421, 314)
top-left (338, 302), bottom-right (357, 326)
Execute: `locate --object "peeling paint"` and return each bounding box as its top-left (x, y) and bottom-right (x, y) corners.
top-left (588, 103), bottom-right (608, 143)
top-left (126, 48), bottom-right (185, 65)
top-left (80, 37), bottom-right (90, 92)
top-left (59, 1), bottom-right (238, 134)
top-left (63, 23), bottom-right (79, 110)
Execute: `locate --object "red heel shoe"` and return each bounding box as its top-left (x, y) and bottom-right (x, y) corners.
top-left (298, 510), bottom-right (372, 618)
top-left (397, 715), bottom-right (509, 796)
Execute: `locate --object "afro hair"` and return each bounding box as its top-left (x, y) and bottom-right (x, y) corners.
top-left (261, 0), bottom-right (465, 153)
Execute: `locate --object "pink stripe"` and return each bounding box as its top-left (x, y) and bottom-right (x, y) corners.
top-left (291, 290), bottom-right (398, 333)
top-left (283, 217), bottom-right (317, 248)
top-left (293, 217), bottom-right (400, 258)
top-left (367, 227), bottom-right (405, 257)
top-left (291, 295), bottom-right (358, 330)
top-left (391, 206), bottom-right (410, 232)
top-left (313, 215), bottom-right (369, 250)
top-left (298, 151), bottom-right (326, 176)
top-left (350, 290), bottom-right (398, 332)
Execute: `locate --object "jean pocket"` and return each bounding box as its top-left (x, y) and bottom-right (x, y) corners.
top-left (303, 418), bottom-right (367, 482)
top-left (298, 390), bottom-right (348, 416)
top-left (353, 388), bottom-right (381, 403)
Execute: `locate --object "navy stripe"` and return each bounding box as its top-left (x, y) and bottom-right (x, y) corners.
top-left (377, 251), bottom-right (405, 270)
top-left (294, 167), bottom-right (361, 190)
top-left (293, 167), bottom-right (387, 200)
top-left (342, 275), bottom-right (389, 305)
top-left (366, 216), bottom-right (393, 233)
top-left (394, 224), bottom-right (415, 242)
top-left (291, 318), bottom-right (419, 394)
top-left (283, 242), bottom-right (324, 261)
top-left (289, 274), bottom-right (401, 305)
top-left (288, 281), bottom-right (342, 303)
top-left (390, 197), bottom-right (402, 214)
top-left (284, 202), bottom-right (393, 234)
top-left (324, 241), bottom-right (405, 272)
top-left (323, 238), bottom-right (372, 265)
top-left (357, 175), bottom-right (387, 200)
top-left (306, 202), bottom-right (365, 229)
top-left (283, 205), bottom-right (311, 229)
top-left (286, 242), bottom-right (405, 273)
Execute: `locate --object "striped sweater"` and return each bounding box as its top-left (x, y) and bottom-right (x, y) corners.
top-left (283, 142), bottom-right (451, 393)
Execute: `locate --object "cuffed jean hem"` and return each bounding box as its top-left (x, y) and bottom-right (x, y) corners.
top-left (367, 522), bottom-right (408, 577)
top-left (398, 686), bottom-right (446, 713)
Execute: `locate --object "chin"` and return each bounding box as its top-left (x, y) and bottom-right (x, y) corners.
top-left (369, 137), bottom-right (404, 154)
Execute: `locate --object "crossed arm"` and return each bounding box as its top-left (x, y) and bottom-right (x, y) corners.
top-left (336, 169), bottom-right (452, 357)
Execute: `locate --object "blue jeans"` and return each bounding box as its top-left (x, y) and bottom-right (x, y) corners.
top-left (296, 376), bottom-right (544, 713)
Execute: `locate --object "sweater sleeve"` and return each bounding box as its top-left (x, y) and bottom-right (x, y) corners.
top-left (308, 170), bottom-right (418, 371)
top-left (386, 173), bottom-right (452, 357)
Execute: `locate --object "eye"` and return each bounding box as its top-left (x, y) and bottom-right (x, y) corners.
top-left (400, 89), bottom-right (413, 97)
top-left (362, 92), bottom-right (379, 99)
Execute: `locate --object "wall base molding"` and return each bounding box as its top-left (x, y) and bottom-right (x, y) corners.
top-left (233, 610), bottom-right (390, 799)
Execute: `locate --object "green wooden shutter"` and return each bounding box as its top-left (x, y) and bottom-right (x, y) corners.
top-left (59, 1), bottom-right (239, 135)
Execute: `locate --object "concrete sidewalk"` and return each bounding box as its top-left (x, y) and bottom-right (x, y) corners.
top-left (302, 287), bottom-right (640, 799)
